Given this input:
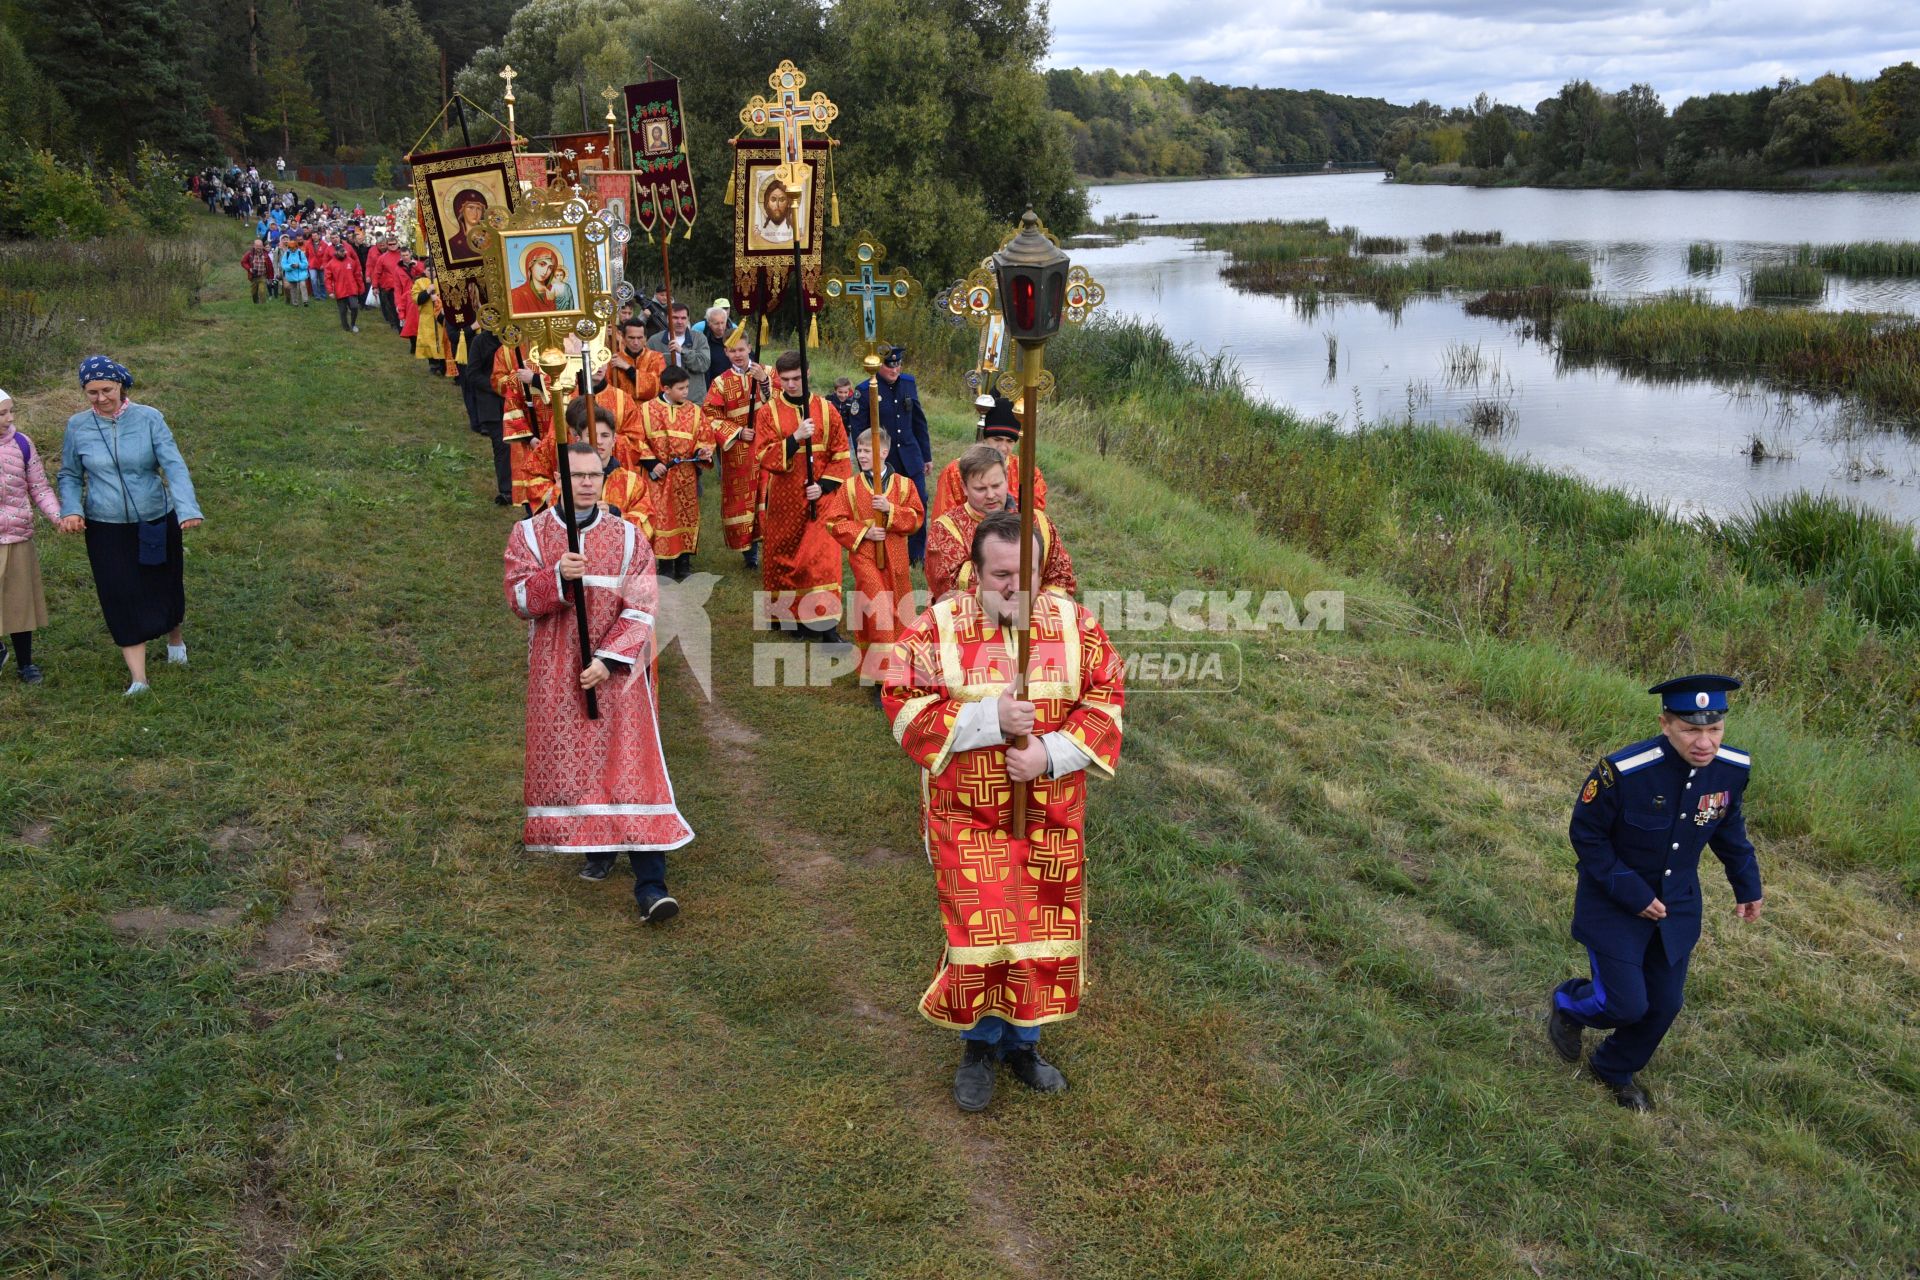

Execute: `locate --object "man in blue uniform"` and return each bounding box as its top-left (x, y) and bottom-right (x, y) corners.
top-left (1545, 674), bottom-right (1765, 1111)
top-left (853, 346), bottom-right (934, 566)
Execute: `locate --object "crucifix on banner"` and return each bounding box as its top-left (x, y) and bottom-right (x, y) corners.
top-left (740, 60), bottom-right (839, 187)
top-left (824, 234), bottom-right (918, 568)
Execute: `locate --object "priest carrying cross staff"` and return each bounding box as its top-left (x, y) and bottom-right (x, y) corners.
top-left (882, 510), bottom-right (1124, 1111)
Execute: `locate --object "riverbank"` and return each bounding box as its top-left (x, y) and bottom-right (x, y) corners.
top-left (1392, 160), bottom-right (1920, 194)
top-left (1085, 167), bottom-right (1383, 187)
top-left (3, 213), bottom-right (1915, 1276)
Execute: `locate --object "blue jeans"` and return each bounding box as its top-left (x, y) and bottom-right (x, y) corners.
top-left (586, 850), bottom-right (669, 905)
top-left (961, 1016), bottom-right (1039, 1055)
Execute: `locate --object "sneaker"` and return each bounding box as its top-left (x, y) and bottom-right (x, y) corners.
top-left (642, 894), bottom-right (680, 924)
top-left (579, 859), bottom-right (614, 882)
top-left (166, 644), bottom-right (188, 666)
top-left (1003, 1046), bottom-right (1068, 1094)
top-left (124, 681), bottom-right (150, 697)
top-left (18, 663), bottom-right (43, 685)
top-left (953, 1040), bottom-right (996, 1112)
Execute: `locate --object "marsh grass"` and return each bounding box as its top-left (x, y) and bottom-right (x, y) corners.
top-left (1556, 295), bottom-right (1920, 419)
top-left (1748, 261), bottom-right (1827, 300)
top-left (1801, 241), bottom-right (1920, 277)
top-left (1688, 242), bottom-right (1724, 271)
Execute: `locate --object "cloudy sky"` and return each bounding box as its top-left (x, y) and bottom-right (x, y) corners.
top-left (1043, 0), bottom-right (1919, 109)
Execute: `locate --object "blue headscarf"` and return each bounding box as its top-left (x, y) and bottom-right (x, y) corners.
top-left (79, 355), bottom-right (133, 388)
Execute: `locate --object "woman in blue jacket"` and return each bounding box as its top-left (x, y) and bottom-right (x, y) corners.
top-left (56, 356), bottom-right (204, 696)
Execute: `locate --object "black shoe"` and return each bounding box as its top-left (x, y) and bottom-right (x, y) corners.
top-left (18, 663), bottom-right (42, 685)
top-left (1003, 1046), bottom-right (1068, 1094)
top-left (954, 1041), bottom-right (996, 1112)
top-left (493, 493), bottom-right (511, 506)
top-left (579, 858), bottom-right (614, 882)
top-left (1601, 1075), bottom-right (1653, 1112)
top-left (742, 547), bottom-right (759, 569)
top-left (1546, 999), bottom-right (1583, 1064)
top-left (810, 626), bottom-right (848, 647)
top-left (641, 894), bottom-right (680, 924)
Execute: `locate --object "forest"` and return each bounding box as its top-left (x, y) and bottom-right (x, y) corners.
top-left (1374, 65), bottom-right (1920, 187)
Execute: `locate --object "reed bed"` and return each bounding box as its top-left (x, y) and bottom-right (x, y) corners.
top-left (1800, 241), bottom-right (1920, 277)
top-left (1422, 230), bottom-right (1503, 251)
top-left (1355, 235), bottom-right (1409, 254)
top-left (1747, 261), bottom-right (1827, 300)
top-left (1687, 242), bottom-right (1723, 271)
top-left (1555, 295), bottom-right (1920, 418)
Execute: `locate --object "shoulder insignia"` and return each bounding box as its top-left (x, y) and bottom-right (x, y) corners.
top-left (1597, 759), bottom-right (1618, 788)
top-left (1613, 746), bottom-right (1664, 775)
top-left (1580, 779), bottom-right (1599, 804)
top-left (1715, 745), bottom-right (1751, 769)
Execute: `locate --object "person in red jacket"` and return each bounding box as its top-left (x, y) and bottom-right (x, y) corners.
top-left (398, 257), bottom-right (421, 346)
top-left (373, 239), bottom-right (404, 333)
top-left (323, 243), bottom-right (366, 333)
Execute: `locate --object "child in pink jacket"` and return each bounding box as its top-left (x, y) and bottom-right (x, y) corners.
top-left (0, 390), bottom-right (64, 683)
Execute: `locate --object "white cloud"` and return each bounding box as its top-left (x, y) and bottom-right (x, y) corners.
top-left (1043, 0), bottom-right (1920, 108)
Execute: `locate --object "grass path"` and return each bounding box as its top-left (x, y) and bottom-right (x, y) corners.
top-left (1, 233), bottom-right (1915, 1278)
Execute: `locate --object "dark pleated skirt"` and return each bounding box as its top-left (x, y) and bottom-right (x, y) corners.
top-left (85, 516), bottom-right (186, 646)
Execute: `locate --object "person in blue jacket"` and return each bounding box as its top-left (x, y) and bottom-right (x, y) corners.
top-left (1545, 674), bottom-right (1765, 1111)
top-left (852, 346), bottom-right (933, 566)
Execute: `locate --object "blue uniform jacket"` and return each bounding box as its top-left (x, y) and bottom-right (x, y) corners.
top-left (1569, 735), bottom-right (1761, 963)
top-left (853, 373), bottom-right (932, 475)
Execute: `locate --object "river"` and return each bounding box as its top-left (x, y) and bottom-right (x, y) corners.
top-left (1078, 173), bottom-right (1920, 525)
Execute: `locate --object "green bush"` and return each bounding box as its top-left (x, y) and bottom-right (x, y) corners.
top-left (123, 143), bottom-right (188, 234)
top-left (0, 148), bottom-right (118, 239)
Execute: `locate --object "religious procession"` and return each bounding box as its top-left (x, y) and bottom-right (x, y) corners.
top-left (93, 58), bottom-right (1747, 1121)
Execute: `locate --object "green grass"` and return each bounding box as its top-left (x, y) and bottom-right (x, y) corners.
top-left (1688, 241), bottom-right (1723, 271)
top-left (1, 213), bottom-right (1916, 1278)
top-left (1556, 294), bottom-right (1920, 419)
top-left (1747, 262), bottom-right (1827, 300)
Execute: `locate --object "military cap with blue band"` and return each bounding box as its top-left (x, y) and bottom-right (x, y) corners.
top-left (1648, 673), bottom-right (1741, 724)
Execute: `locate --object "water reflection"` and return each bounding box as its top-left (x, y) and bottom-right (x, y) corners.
top-left (1075, 177), bottom-right (1920, 524)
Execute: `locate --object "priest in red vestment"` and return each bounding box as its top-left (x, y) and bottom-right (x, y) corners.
top-left (882, 509), bottom-right (1125, 1112)
top-left (504, 443), bottom-right (692, 922)
top-left (821, 426), bottom-right (925, 691)
top-left (753, 351), bottom-right (851, 641)
top-left (492, 341), bottom-right (553, 511)
top-left (925, 445), bottom-right (1075, 604)
top-left (606, 317), bottom-right (665, 403)
top-left (703, 327), bottom-right (770, 568)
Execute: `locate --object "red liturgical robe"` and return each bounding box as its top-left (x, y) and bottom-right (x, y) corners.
top-left (754, 393), bottom-right (851, 626)
top-left (882, 590), bottom-right (1125, 1030)
top-left (504, 507), bottom-right (691, 855)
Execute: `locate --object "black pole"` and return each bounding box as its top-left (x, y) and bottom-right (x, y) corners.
top-left (546, 370), bottom-right (599, 720)
top-left (791, 224), bottom-right (815, 517)
top-left (452, 96), bottom-right (471, 148)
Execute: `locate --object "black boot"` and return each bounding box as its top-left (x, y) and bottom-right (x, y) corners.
top-left (743, 543), bottom-right (759, 570)
top-left (1546, 998), bottom-right (1583, 1064)
top-left (1601, 1075), bottom-right (1652, 1112)
top-left (675, 553), bottom-right (693, 580)
top-left (953, 1041), bottom-right (996, 1112)
top-left (1003, 1046), bottom-right (1068, 1094)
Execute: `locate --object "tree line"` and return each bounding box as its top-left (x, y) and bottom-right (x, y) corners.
top-left (1377, 65), bottom-right (1920, 186)
top-left (1043, 68), bottom-right (1403, 178)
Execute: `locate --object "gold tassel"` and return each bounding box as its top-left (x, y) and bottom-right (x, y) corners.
top-left (684, 222), bottom-right (693, 241)
top-left (828, 144), bottom-right (840, 227)
top-left (759, 315), bottom-right (770, 345)
top-left (809, 315), bottom-right (819, 345)
top-left (723, 166), bottom-right (735, 206)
